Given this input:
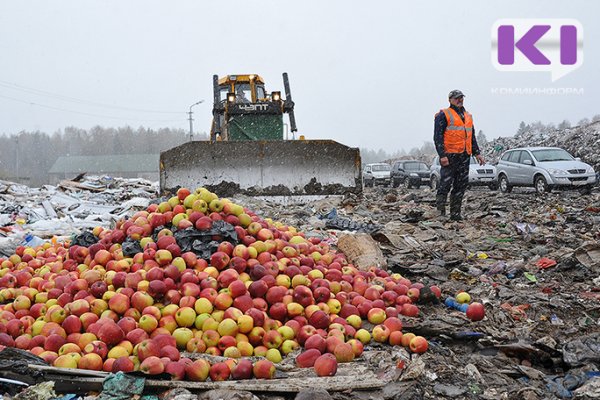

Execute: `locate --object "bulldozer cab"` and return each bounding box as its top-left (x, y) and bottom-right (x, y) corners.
top-left (217, 77), bottom-right (267, 104)
top-left (210, 74), bottom-right (295, 142)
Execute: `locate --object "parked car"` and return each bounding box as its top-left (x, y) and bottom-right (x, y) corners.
top-left (390, 160), bottom-right (430, 188)
top-left (495, 147), bottom-right (597, 194)
top-left (430, 156), bottom-right (498, 190)
top-left (363, 163), bottom-right (391, 187)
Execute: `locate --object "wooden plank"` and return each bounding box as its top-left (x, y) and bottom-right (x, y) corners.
top-left (28, 364), bottom-right (109, 378)
top-left (24, 362), bottom-right (384, 394)
top-left (49, 373), bottom-right (384, 394)
top-left (144, 373), bottom-right (384, 392)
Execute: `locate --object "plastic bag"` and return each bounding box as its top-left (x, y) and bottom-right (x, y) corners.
top-left (71, 230), bottom-right (98, 247)
top-left (97, 372), bottom-right (145, 400)
top-left (122, 238), bottom-right (143, 257)
top-left (173, 220), bottom-right (238, 260)
top-left (319, 208), bottom-right (381, 234)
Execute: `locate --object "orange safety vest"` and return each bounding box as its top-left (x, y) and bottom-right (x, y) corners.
top-left (441, 107), bottom-right (473, 155)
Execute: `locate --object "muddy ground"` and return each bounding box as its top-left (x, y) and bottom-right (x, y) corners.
top-left (245, 184), bottom-right (600, 400)
top-left (3, 182), bottom-right (600, 400)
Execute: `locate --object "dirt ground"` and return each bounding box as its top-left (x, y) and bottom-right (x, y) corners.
top-left (3, 183), bottom-right (600, 400)
top-left (250, 185), bottom-right (600, 400)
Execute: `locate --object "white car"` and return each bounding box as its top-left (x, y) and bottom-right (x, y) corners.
top-left (429, 156), bottom-right (498, 190)
top-left (496, 147), bottom-right (596, 194)
top-left (362, 163), bottom-right (391, 187)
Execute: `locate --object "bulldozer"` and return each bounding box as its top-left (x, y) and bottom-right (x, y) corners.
top-left (159, 73), bottom-right (362, 198)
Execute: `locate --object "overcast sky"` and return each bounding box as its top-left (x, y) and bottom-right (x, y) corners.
top-left (0, 0), bottom-right (598, 152)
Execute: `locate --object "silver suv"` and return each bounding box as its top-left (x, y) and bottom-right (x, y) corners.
top-left (362, 163), bottom-right (391, 187)
top-left (496, 147), bottom-right (596, 194)
top-left (429, 156), bottom-right (498, 190)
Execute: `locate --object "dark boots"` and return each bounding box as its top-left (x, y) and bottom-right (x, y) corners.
top-left (449, 197), bottom-right (463, 221)
top-left (435, 193), bottom-right (447, 216)
top-left (436, 194), bottom-right (464, 220)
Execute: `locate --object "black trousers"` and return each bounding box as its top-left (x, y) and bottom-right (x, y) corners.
top-left (436, 153), bottom-right (470, 217)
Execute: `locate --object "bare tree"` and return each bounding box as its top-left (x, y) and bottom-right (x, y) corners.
top-left (0, 125), bottom-right (188, 185)
top-left (578, 118), bottom-right (590, 126)
top-left (517, 121), bottom-right (530, 135)
top-left (420, 141), bottom-right (436, 155)
top-left (557, 120), bottom-right (571, 130)
top-left (476, 130), bottom-right (487, 146)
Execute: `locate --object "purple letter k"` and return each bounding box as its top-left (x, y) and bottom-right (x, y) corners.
top-left (498, 25), bottom-right (551, 65)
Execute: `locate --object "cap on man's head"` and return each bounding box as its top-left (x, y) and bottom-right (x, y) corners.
top-left (448, 90), bottom-right (465, 99)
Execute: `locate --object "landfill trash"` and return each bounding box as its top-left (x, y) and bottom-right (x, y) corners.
top-left (20, 234), bottom-right (44, 248)
top-left (537, 257), bottom-right (557, 269)
top-left (0, 166), bottom-right (600, 399)
top-left (71, 231), bottom-right (98, 247)
top-left (12, 382), bottom-right (56, 400)
top-left (157, 388), bottom-right (197, 400)
top-left (336, 233), bottom-right (387, 270)
top-left (173, 220), bottom-right (238, 259)
top-left (0, 348), bottom-right (46, 380)
top-left (294, 389), bottom-right (332, 400)
top-left (97, 372), bottom-right (145, 400)
top-left (573, 376), bottom-right (600, 398)
top-left (197, 390), bottom-right (259, 400)
top-left (574, 243), bottom-right (600, 269)
top-left (562, 332), bottom-right (600, 367)
top-left (0, 176), bottom-right (158, 256)
top-left (0, 377), bottom-right (28, 398)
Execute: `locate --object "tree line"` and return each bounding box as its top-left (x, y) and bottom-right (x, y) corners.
top-left (0, 126), bottom-right (206, 186)
top-left (2, 115), bottom-right (598, 185)
top-left (517, 115), bottom-right (600, 135)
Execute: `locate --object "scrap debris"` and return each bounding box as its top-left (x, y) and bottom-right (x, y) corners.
top-left (0, 176), bottom-right (158, 256)
top-left (0, 173), bottom-right (600, 399)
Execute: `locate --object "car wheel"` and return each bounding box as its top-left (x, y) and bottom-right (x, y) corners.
top-left (430, 176), bottom-right (438, 190)
top-left (499, 175), bottom-right (512, 193)
top-left (534, 176), bottom-right (549, 194)
top-left (404, 179), bottom-right (411, 189)
top-left (392, 178), bottom-right (399, 188)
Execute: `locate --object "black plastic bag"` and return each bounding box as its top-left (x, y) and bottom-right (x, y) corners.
top-left (122, 237), bottom-right (143, 257)
top-left (71, 230), bottom-right (98, 247)
top-left (324, 217), bottom-right (381, 234)
top-left (320, 208), bottom-right (381, 234)
top-left (174, 220), bottom-right (238, 260)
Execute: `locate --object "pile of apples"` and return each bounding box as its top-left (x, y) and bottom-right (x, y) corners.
top-left (0, 187), bottom-right (436, 380)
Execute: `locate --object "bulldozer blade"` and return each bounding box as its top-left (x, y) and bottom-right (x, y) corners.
top-left (160, 140), bottom-right (362, 197)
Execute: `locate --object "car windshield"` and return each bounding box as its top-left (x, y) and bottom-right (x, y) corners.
top-left (404, 162), bottom-right (428, 171)
top-left (372, 164), bottom-right (390, 171)
top-left (531, 149), bottom-right (574, 162)
top-left (470, 157), bottom-right (478, 165)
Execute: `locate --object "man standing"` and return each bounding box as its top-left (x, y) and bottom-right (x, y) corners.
top-left (433, 90), bottom-right (485, 221)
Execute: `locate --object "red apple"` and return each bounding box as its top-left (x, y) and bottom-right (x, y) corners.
top-left (314, 353), bottom-right (337, 377)
top-left (409, 335), bottom-right (428, 353)
top-left (466, 302), bottom-right (485, 321)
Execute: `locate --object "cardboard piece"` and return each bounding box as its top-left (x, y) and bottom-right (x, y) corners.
top-left (337, 233), bottom-right (387, 270)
